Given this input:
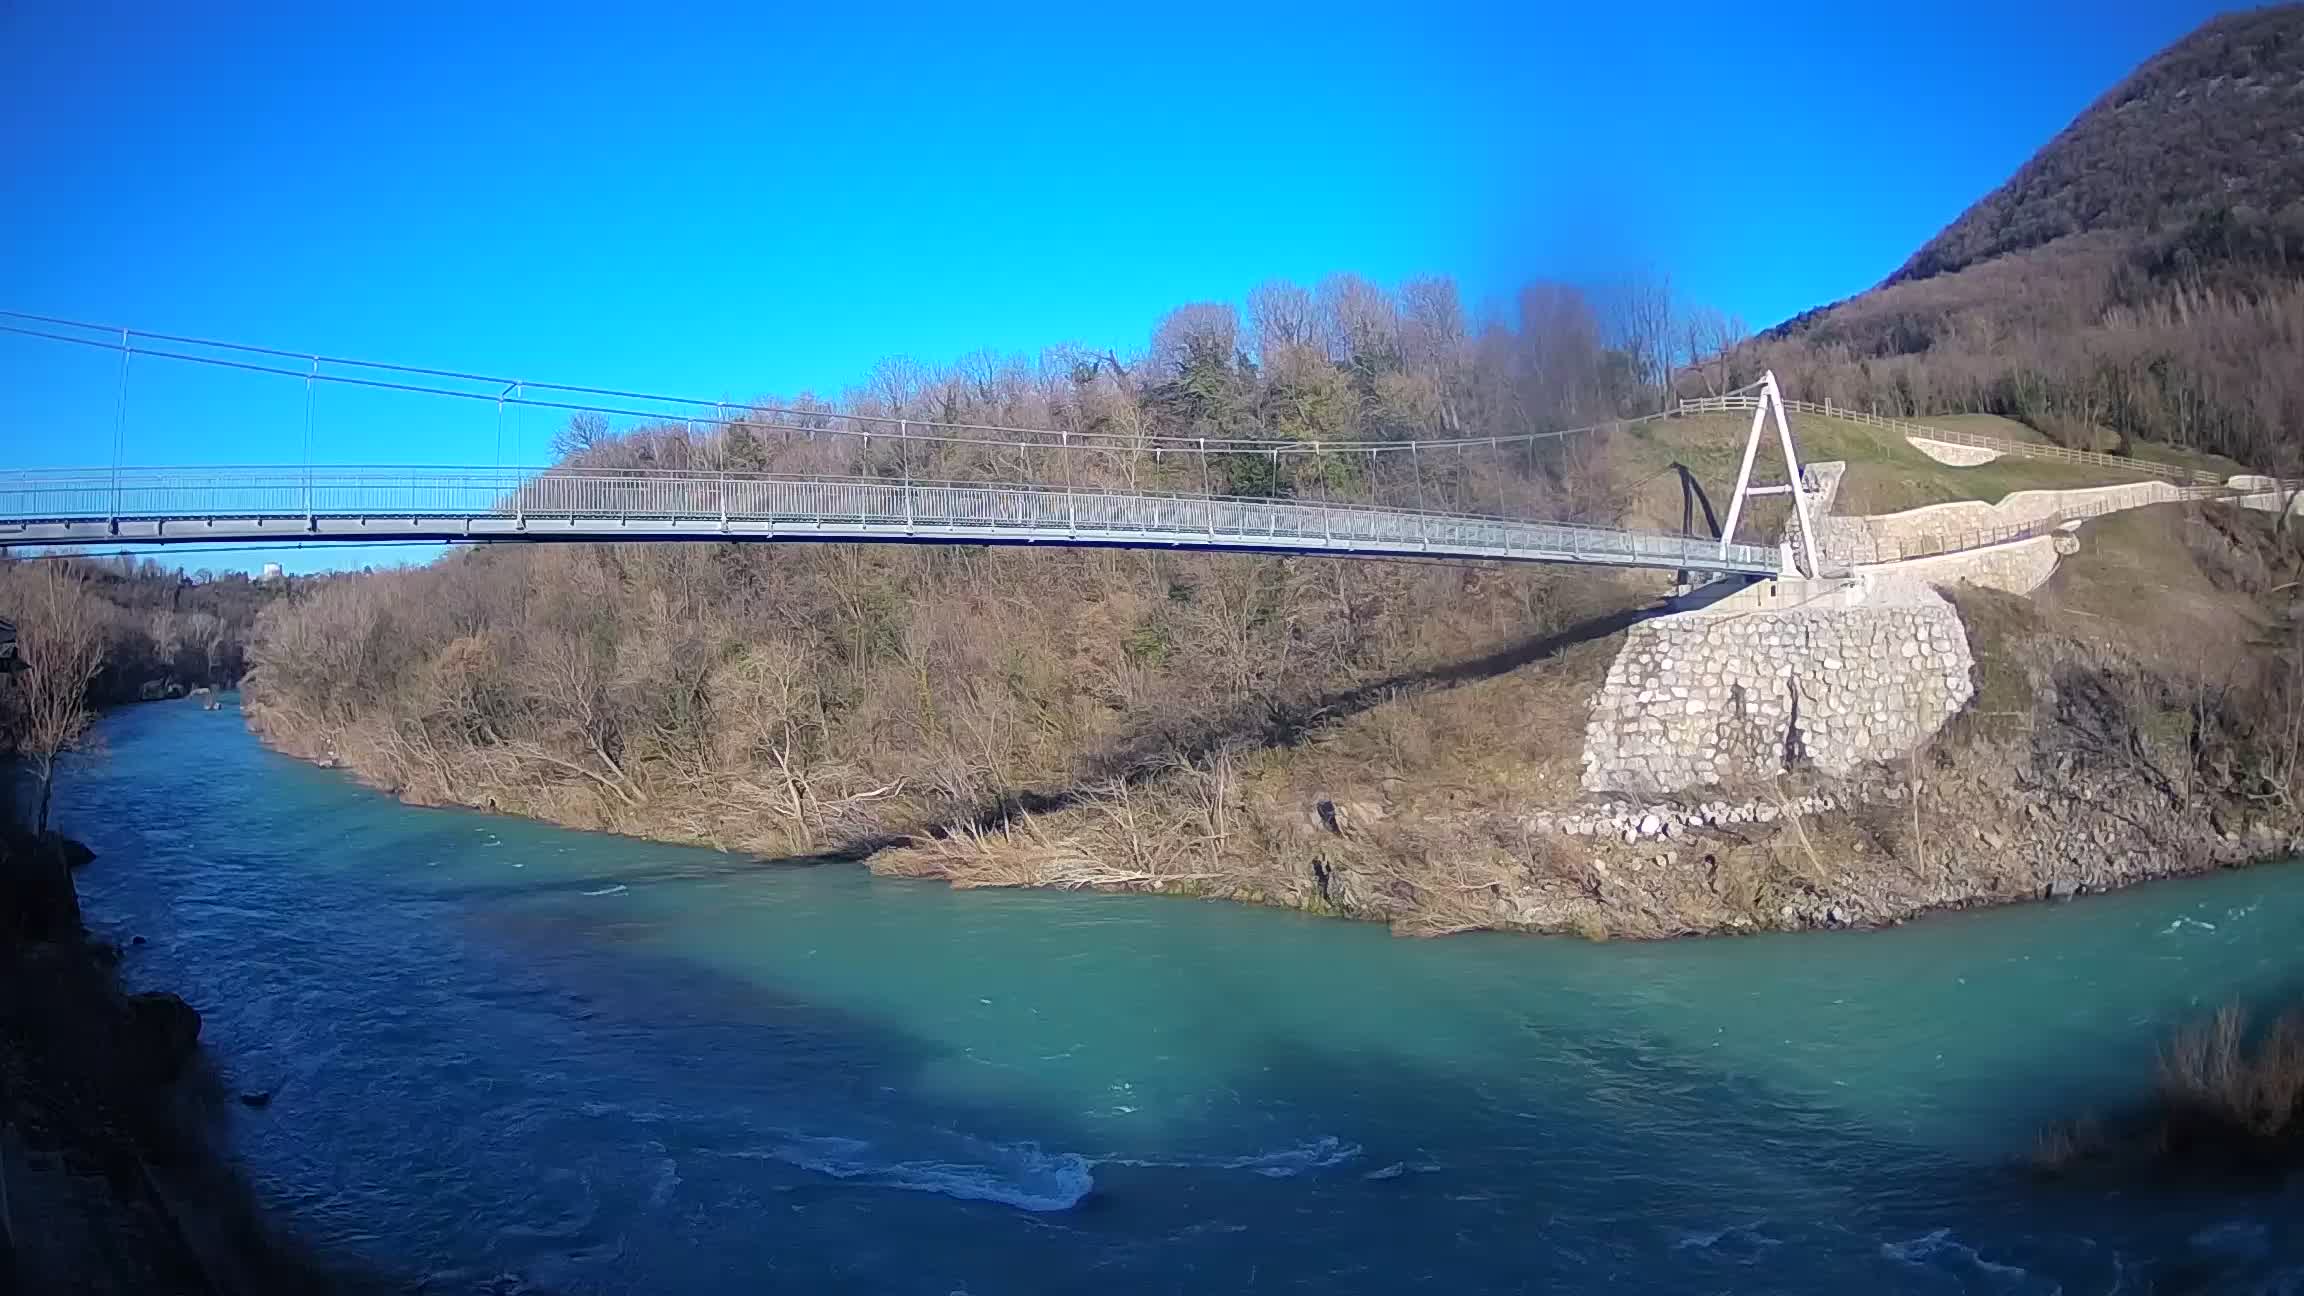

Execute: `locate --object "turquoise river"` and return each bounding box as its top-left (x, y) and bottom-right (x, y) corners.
top-left (59, 698), bottom-right (2304, 1293)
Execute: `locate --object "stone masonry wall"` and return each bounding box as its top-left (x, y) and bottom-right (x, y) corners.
top-left (1580, 593), bottom-right (1975, 796)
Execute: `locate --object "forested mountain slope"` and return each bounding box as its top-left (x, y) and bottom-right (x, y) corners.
top-left (1748, 6), bottom-right (2304, 471)
top-left (1894, 6), bottom-right (2304, 283)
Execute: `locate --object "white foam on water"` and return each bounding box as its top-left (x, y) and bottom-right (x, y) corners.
top-left (2191, 1218), bottom-right (2268, 1259)
top-left (581, 885), bottom-right (628, 897)
top-left (2163, 915), bottom-right (2219, 935)
top-left (645, 1156), bottom-right (681, 1208)
top-left (1881, 1228), bottom-right (2050, 1292)
top-left (738, 1133), bottom-right (1095, 1212)
top-left (1104, 1135), bottom-right (1364, 1179)
top-left (1223, 1135), bottom-right (1363, 1177)
top-left (1674, 1222), bottom-right (1782, 1260)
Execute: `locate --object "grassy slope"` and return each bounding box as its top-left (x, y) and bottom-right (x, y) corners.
top-left (1611, 410), bottom-right (2153, 531)
top-left (2128, 439), bottom-right (2251, 480)
top-left (1923, 411), bottom-right (2248, 481)
top-left (1924, 413), bottom-right (2052, 443)
top-left (1956, 502), bottom-right (2277, 764)
top-left (2038, 504), bottom-right (2268, 672)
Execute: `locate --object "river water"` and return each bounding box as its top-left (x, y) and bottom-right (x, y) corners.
top-left (57, 698), bottom-right (2304, 1293)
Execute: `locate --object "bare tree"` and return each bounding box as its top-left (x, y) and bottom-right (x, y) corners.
top-left (865, 355), bottom-right (932, 421)
top-left (1397, 275), bottom-right (1467, 377)
top-left (1517, 281), bottom-right (1607, 423)
top-left (1679, 305), bottom-right (1750, 397)
top-left (184, 611), bottom-right (228, 683)
top-left (1, 568), bottom-right (109, 836)
top-left (552, 411), bottom-right (614, 462)
top-left (1247, 280), bottom-right (1318, 363)
top-left (1603, 270), bottom-right (1675, 409)
top-left (1317, 273), bottom-right (1399, 373)
top-left (1149, 303), bottom-right (1241, 380)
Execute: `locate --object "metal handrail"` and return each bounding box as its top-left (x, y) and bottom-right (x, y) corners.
top-left (1, 464), bottom-right (1685, 531)
top-left (0, 465), bottom-right (1783, 575)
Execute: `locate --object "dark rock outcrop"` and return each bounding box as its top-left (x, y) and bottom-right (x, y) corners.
top-left (0, 832), bottom-right (85, 942)
top-left (125, 991), bottom-right (202, 1084)
top-left (46, 833), bottom-right (96, 870)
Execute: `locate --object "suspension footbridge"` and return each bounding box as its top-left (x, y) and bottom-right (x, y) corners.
top-left (0, 314), bottom-right (1785, 577)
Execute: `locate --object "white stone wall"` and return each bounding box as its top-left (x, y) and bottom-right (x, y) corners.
top-left (2236, 485), bottom-right (2304, 517)
top-left (1580, 594), bottom-right (1975, 796)
top-left (1855, 533), bottom-right (2063, 597)
top-left (1851, 482), bottom-right (2190, 554)
top-left (1907, 436), bottom-right (2002, 466)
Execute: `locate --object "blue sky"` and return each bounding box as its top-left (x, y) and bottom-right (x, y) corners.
top-left (0, 0), bottom-right (2234, 569)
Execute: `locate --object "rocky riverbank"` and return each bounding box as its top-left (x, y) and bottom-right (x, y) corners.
top-left (0, 828), bottom-right (375, 1294)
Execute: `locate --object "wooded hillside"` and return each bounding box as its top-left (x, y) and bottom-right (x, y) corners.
top-left (240, 274), bottom-right (1681, 868)
top-left (1893, 6), bottom-right (2304, 284)
top-left (1746, 6), bottom-right (2304, 472)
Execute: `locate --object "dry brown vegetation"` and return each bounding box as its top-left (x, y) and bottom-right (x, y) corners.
top-left (229, 18), bottom-right (2304, 932)
top-left (236, 253), bottom-right (2304, 940)
top-left (0, 567), bottom-right (110, 834)
top-left (1949, 504), bottom-right (2304, 817)
top-left (873, 579), bottom-right (1655, 935)
top-left (244, 274), bottom-right (1716, 933)
top-left (2037, 1004), bottom-right (2304, 1179)
top-left (0, 553), bottom-right (277, 699)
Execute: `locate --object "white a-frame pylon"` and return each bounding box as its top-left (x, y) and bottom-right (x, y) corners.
top-left (1717, 370), bottom-right (1821, 577)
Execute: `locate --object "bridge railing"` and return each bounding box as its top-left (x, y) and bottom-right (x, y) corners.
top-left (0, 466), bottom-right (1784, 574)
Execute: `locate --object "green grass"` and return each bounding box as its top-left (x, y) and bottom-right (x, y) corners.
top-left (1834, 457), bottom-right (2144, 515)
top-left (1923, 411), bottom-right (2248, 481)
top-left (1923, 413), bottom-right (2053, 444)
top-left (1612, 411), bottom-right (2148, 522)
top-left (1911, 410), bottom-right (2245, 483)
top-left (2128, 440), bottom-right (2249, 481)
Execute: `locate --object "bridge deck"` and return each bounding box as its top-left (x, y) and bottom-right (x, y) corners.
top-left (0, 467), bottom-right (1782, 576)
